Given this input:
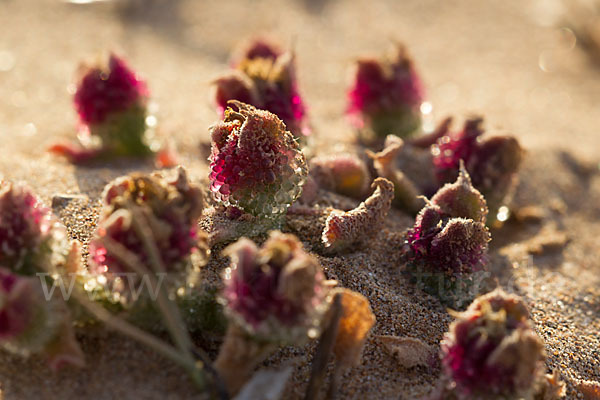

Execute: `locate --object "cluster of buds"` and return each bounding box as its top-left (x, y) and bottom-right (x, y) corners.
top-left (208, 101), bottom-right (307, 220)
top-left (431, 117), bottom-right (524, 224)
top-left (347, 43), bottom-right (425, 144)
top-left (402, 166), bottom-right (490, 308)
top-left (0, 181), bottom-right (53, 274)
top-left (88, 167), bottom-right (205, 295)
top-left (0, 268), bottom-right (84, 369)
top-left (309, 153), bottom-right (371, 199)
top-left (216, 231), bottom-right (331, 395)
top-left (440, 289), bottom-right (547, 399)
top-left (214, 38), bottom-right (310, 141)
top-left (50, 53), bottom-right (153, 163)
top-left (322, 178), bottom-right (394, 253)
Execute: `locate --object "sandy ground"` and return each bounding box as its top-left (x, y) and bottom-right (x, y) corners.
top-left (0, 0), bottom-right (599, 398)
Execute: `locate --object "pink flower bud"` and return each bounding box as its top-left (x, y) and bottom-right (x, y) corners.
top-left (89, 167), bottom-right (204, 277)
top-left (432, 117), bottom-right (523, 223)
top-left (51, 53), bottom-right (152, 162)
top-left (0, 268), bottom-right (84, 369)
top-left (221, 231), bottom-right (328, 343)
top-left (0, 181), bottom-right (52, 274)
top-left (441, 289), bottom-right (546, 399)
top-left (208, 101), bottom-right (307, 219)
top-left (347, 44), bottom-right (425, 141)
top-left (215, 39), bottom-right (310, 140)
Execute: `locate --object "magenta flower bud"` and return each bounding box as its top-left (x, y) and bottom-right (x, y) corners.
top-left (0, 181), bottom-right (52, 275)
top-left (214, 39), bottom-right (310, 140)
top-left (347, 44), bottom-right (425, 142)
top-left (50, 53), bottom-right (152, 163)
top-left (403, 168), bottom-right (490, 308)
top-left (0, 268), bottom-right (84, 369)
top-left (432, 117), bottom-right (524, 224)
top-left (309, 153), bottom-right (371, 199)
top-left (231, 38), bottom-right (282, 67)
top-left (89, 167), bottom-right (204, 278)
top-left (221, 231), bottom-right (328, 343)
top-left (441, 289), bottom-right (546, 399)
top-left (208, 101), bottom-right (307, 219)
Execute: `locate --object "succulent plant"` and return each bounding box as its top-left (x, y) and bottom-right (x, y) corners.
top-left (214, 39), bottom-right (310, 140)
top-left (88, 167), bottom-right (205, 288)
top-left (0, 181), bottom-right (75, 278)
top-left (431, 117), bottom-right (523, 224)
top-left (347, 43), bottom-right (425, 143)
top-left (50, 53), bottom-right (153, 163)
top-left (0, 181), bottom-right (53, 275)
top-left (216, 231), bottom-right (330, 395)
top-left (221, 231), bottom-right (328, 342)
top-left (309, 153), bottom-right (371, 199)
top-left (208, 101), bottom-right (307, 220)
top-left (403, 166), bottom-right (490, 308)
top-left (0, 267), bottom-right (84, 369)
top-left (322, 177), bottom-right (394, 253)
top-left (440, 289), bottom-right (546, 399)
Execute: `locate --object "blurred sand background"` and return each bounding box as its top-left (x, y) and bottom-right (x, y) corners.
top-left (0, 0), bottom-right (599, 398)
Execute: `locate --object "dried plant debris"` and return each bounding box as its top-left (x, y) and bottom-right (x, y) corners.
top-left (375, 335), bottom-right (434, 369)
top-left (440, 289), bottom-right (548, 400)
top-left (367, 136), bottom-right (423, 214)
top-left (534, 371), bottom-right (566, 400)
top-left (322, 177), bottom-right (394, 253)
top-left (347, 43), bottom-right (425, 143)
top-left (214, 38), bottom-right (310, 140)
top-left (50, 53), bottom-right (154, 163)
top-left (331, 288), bottom-right (376, 369)
top-left (574, 379), bottom-right (600, 400)
top-left (208, 101), bottom-right (307, 222)
top-left (309, 153), bottom-right (371, 199)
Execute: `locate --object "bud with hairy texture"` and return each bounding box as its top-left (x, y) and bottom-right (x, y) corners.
top-left (0, 268), bottom-right (84, 370)
top-left (0, 181), bottom-right (76, 277)
top-left (403, 167), bottom-right (490, 308)
top-left (221, 231), bottom-right (328, 342)
top-left (431, 117), bottom-right (523, 224)
top-left (88, 167), bottom-right (205, 279)
top-left (215, 39), bottom-right (310, 140)
top-left (441, 289), bottom-right (546, 399)
top-left (50, 53), bottom-right (152, 163)
top-left (208, 101), bottom-right (307, 219)
top-left (347, 44), bottom-right (425, 142)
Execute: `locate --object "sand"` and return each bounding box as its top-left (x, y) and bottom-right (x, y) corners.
top-left (0, 0), bottom-right (599, 398)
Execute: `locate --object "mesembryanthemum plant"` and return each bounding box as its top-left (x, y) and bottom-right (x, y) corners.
top-left (309, 153), bottom-right (371, 199)
top-left (0, 267), bottom-right (84, 369)
top-left (403, 165), bottom-right (491, 308)
top-left (0, 181), bottom-right (74, 276)
top-left (88, 167), bottom-right (205, 298)
top-left (440, 289), bottom-right (546, 400)
top-left (208, 101), bottom-right (307, 220)
top-left (215, 231), bottom-right (331, 395)
top-left (50, 53), bottom-right (153, 163)
top-left (431, 117), bottom-right (523, 225)
top-left (214, 38), bottom-right (310, 140)
top-left (347, 43), bottom-right (425, 144)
